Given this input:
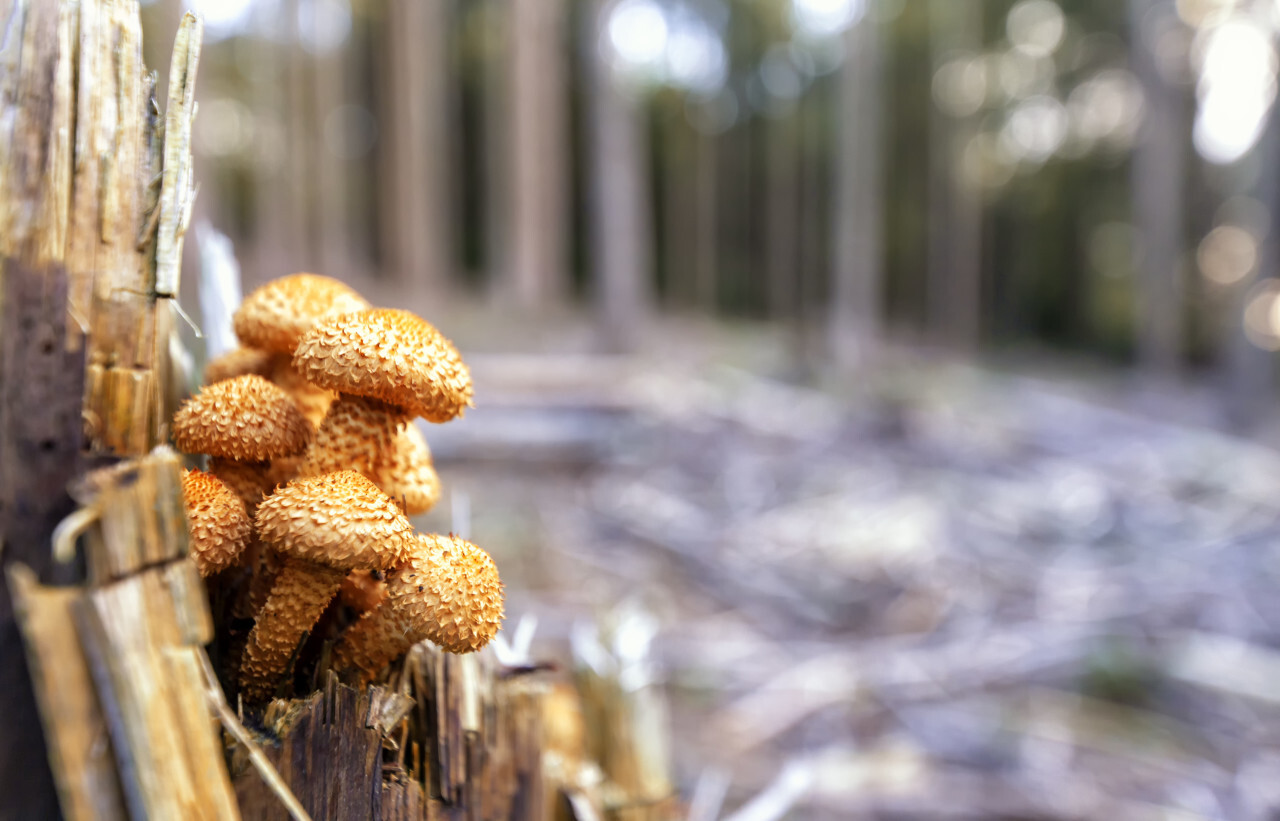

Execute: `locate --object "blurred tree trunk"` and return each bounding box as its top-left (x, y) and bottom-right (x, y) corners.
top-left (660, 117), bottom-right (697, 310)
top-left (1225, 104), bottom-right (1280, 428)
top-left (1129, 0), bottom-right (1185, 376)
top-left (379, 0), bottom-right (450, 295)
top-left (765, 113), bottom-right (800, 322)
top-left (254, 21), bottom-right (304, 277)
top-left (694, 128), bottom-right (719, 312)
top-left (586, 0), bottom-right (651, 352)
top-left (926, 0), bottom-right (982, 350)
top-left (828, 8), bottom-right (884, 367)
top-left (314, 13), bottom-right (350, 277)
top-left (482, 0), bottom-right (509, 294)
top-left (286, 0), bottom-right (317, 273)
top-left (509, 0), bottom-right (569, 307)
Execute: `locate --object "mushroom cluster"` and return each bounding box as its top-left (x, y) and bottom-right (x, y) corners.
top-left (174, 273), bottom-right (504, 703)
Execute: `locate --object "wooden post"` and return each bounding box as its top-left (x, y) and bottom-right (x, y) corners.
top-left (828, 7), bottom-right (885, 367)
top-left (586, 0), bottom-right (653, 352)
top-left (0, 2), bottom-right (203, 816)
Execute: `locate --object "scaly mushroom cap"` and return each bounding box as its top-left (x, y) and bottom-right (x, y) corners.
top-left (332, 534), bottom-right (504, 681)
top-left (255, 470), bottom-right (414, 571)
top-left (172, 375), bottom-right (313, 462)
top-left (181, 469), bottom-right (252, 576)
top-left (400, 534), bottom-right (503, 653)
top-left (374, 424), bottom-right (440, 515)
top-left (204, 347), bottom-right (274, 385)
top-left (293, 309), bottom-right (473, 423)
top-left (233, 273), bottom-right (370, 354)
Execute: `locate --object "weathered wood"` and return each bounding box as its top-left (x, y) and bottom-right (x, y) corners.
top-left (231, 647), bottom-right (546, 821)
top-left (10, 446), bottom-right (239, 820)
top-left (7, 565), bottom-right (128, 821)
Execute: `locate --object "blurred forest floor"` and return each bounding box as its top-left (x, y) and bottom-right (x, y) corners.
top-left (328, 294), bottom-right (1280, 820)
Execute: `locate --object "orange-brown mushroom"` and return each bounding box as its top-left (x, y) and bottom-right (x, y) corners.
top-left (239, 471), bottom-right (414, 702)
top-left (232, 273), bottom-right (371, 429)
top-left (203, 347), bottom-right (274, 385)
top-left (292, 309), bottom-right (471, 488)
top-left (181, 469), bottom-right (252, 577)
top-left (172, 374), bottom-right (312, 464)
top-left (172, 374), bottom-right (313, 527)
top-left (332, 534), bottom-right (503, 683)
top-left (233, 273), bottom-right (370, 354)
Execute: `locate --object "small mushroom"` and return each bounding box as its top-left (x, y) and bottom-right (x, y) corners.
top-left (239, 470), bottom-right (414, 702)
top-left (338, 569), bottom-right (387, 613)
top-left (180, 469), bottom-right (252, 577)
top-left (233, 273), bottom-right (371, 354)
top-left (233, 273), bottom-right (371, 428)
top-left (172, 374), bottom-right (313, 464)
top-left (292, 309), bottom-right (472, 486)
top-left (332, 533), bottom-right (504, 683)
top-left (171, 374), bottom-right (313, 514)
top-left (203, 347), bottom-right (274, 385)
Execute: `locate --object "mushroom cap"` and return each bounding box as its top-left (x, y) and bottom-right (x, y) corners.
top-left (254, 470), bottom-right (414, 571)
top-left (172, 374), bottom-right (313, 461)
top-left (292, 309), bottom-right (473, 423)
top-left (181, 469), bottom-right (252, 576)
top-left (374, 424), bottom-right (440, 515)
top-left (233, 273), bottom-right (370, 354)
top-left (389, 533), bottom-right (504, 653)
top-left (204, 347), bottom-right (275, 385)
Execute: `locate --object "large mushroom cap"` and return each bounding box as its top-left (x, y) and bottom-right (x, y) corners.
top-left (393, 534), bottom-right (504, 653)
top-left (293, 309), bottom-right (473, 423)
top-left (172, 374), bottom-right (313, 461)
top-left (233, 273), bottom-right (370, 354)
top-left (181, 469), bottom-right (252, 576)
top-left (255, 470), bottom-right (414, 571)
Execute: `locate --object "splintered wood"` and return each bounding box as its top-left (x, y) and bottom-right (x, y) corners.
top-left (0, 0), bottom-right (201, 458)
top-left (231, 647), bottom-right (545, 821)
top-left (10, 448), bottom-right (238, 821)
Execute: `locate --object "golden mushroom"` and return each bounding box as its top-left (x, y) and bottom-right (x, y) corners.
top-left (171, 374), bottom-right (313, 515)
top-left (332, 533), bottom-right (504, 683)
top-left (239, 471), bottom-right (414, 702)
top-left (233, 273), bottom-right (372, 428)
top-left (180, 469), bottom-right (252, 577)
top-left (292, 309), bottom-right (472, 485)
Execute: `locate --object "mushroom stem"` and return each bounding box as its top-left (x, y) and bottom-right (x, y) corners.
top-left (297, 393), bottom-right (408, 479)
top-left (239, 558), bottom-right (346, 702)
top-left (331, 605), bottom-right (409, 683)
top-left (208, 457), bottom-right (273, 518)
